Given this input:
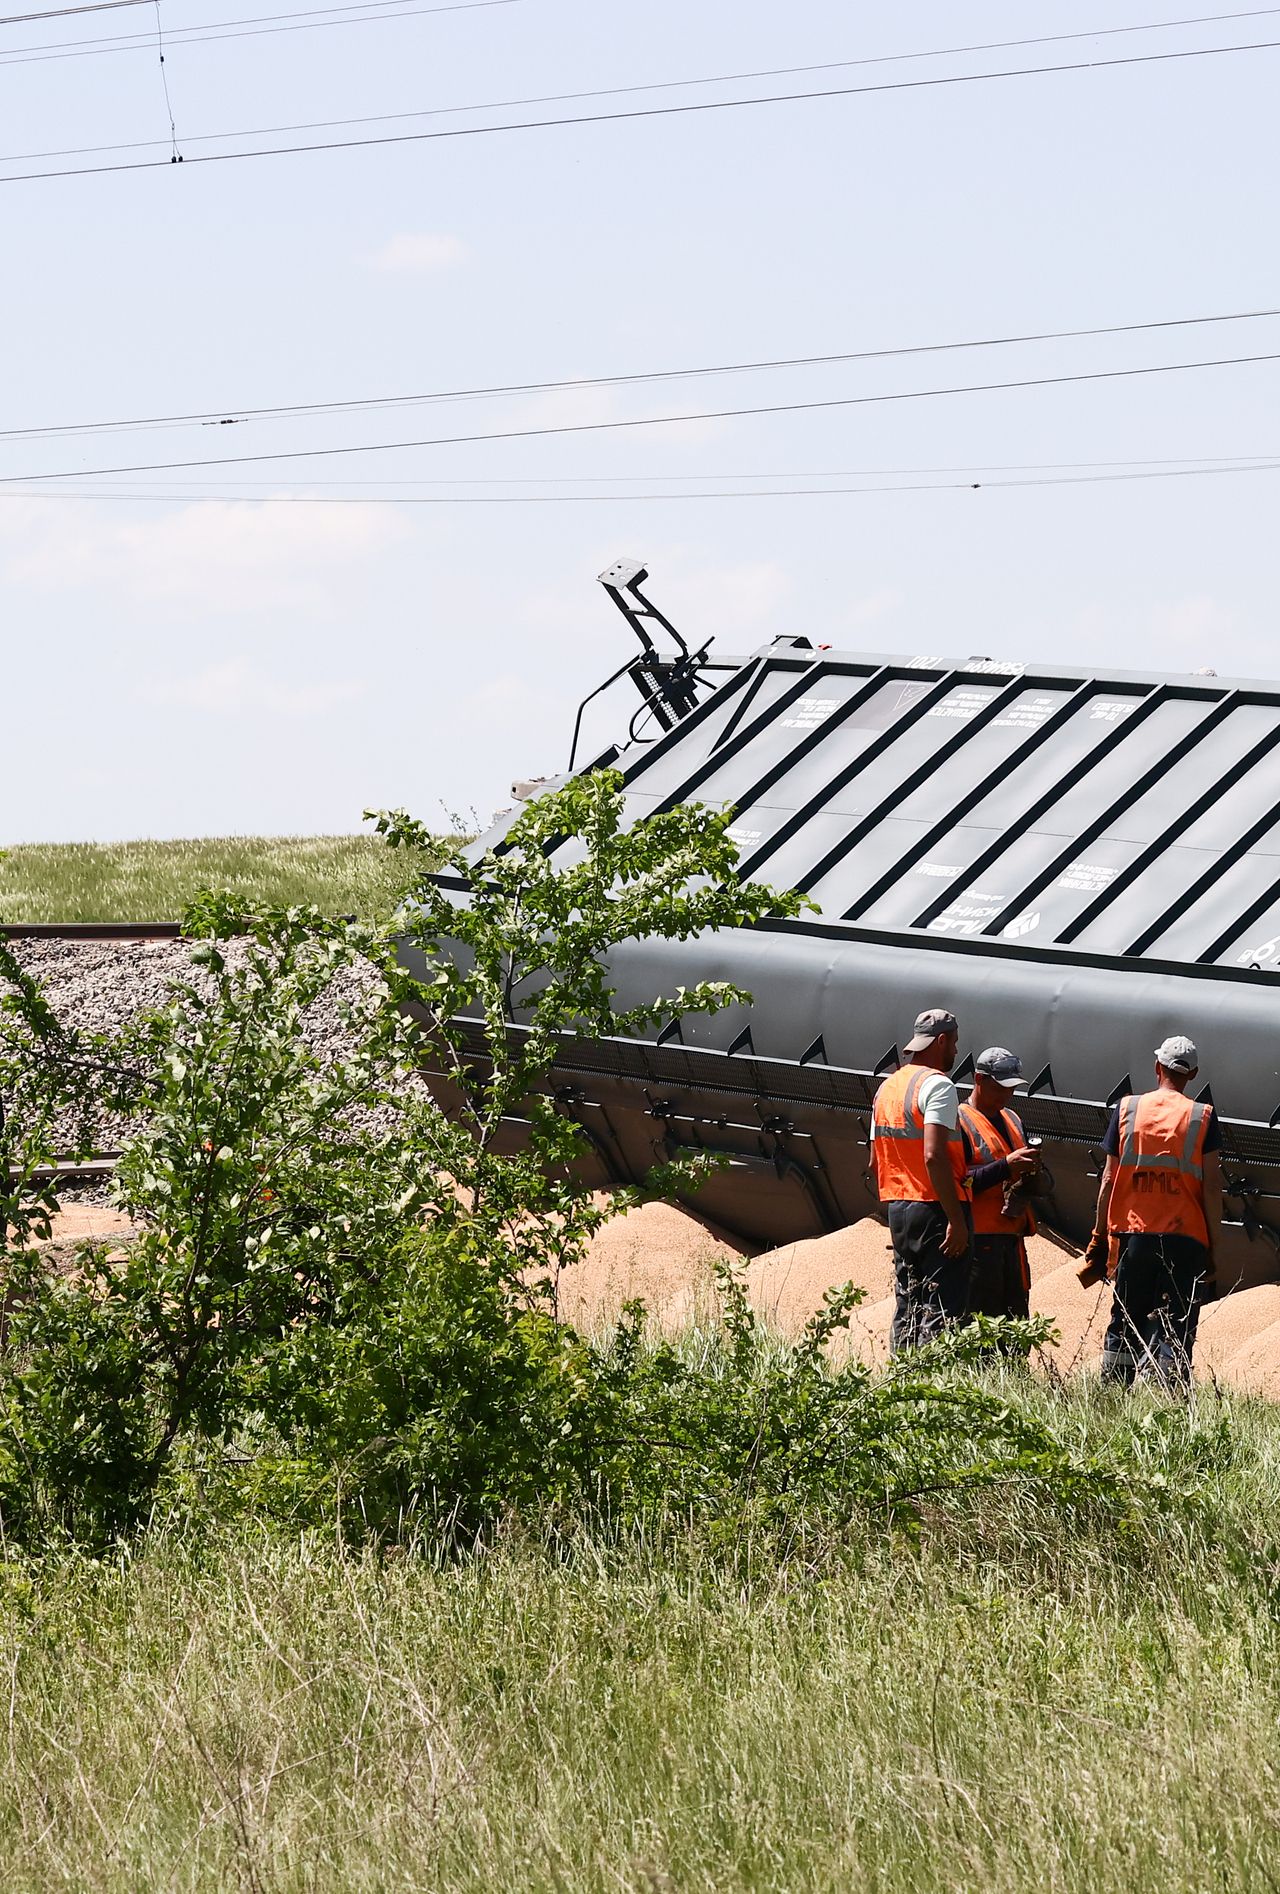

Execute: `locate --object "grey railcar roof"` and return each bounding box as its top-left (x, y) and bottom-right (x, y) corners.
top-left (592, 642), bottom-right (1280, 976)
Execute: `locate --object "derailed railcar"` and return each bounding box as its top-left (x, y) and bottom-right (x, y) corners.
top-left (409, 561), bottom-right (1280, 1289)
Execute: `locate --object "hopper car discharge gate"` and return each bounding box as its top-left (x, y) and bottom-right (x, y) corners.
top-left (403, 562), bottom-right (1280, 1291)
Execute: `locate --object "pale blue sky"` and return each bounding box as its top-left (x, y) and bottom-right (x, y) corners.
top-left (4, 1), bottom-right (1279, 842)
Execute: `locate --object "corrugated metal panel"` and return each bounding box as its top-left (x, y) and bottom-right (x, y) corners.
top-left (607, 651), bottom-right (1280, 974)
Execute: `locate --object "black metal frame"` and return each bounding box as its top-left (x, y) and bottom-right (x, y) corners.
top-left (437, 1014), bottom-right (1280, 1169)
top-left (567, 560), bottom-right (727, 771)
top-left (744, 908), bottom-right (1279, 988)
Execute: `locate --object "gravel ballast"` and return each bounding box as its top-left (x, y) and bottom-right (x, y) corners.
top-left (4, 937), bottom-right (416, 1154)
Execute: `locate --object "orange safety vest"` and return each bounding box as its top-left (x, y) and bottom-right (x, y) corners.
top-left (1107, 1090), bottom-right (1212, 1246)
top-left (873, 1064), bottom-right (970, 1204)
top-left (957, 1102), bottom-right (1038, 1238)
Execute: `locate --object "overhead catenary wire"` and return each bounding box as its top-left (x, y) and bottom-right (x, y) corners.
top-left (0, 305), bottom-right (1275, 445)
top-left (0, 0), bottom-right (516, 62)
top-left (4, 34), bottom-right (1280, 183)
top-left (0, 0), bottom-right (149, 23)
top-left (6, 347), bottom-right (1280, 484)
top-left (1, 0), bottom-right (1271, 68)
top-left (1, 4), bottom-right (1276, 159)
top-left (60, 452), bottom-right (1280, 487)
top-left (4, 459), bottom-right (1280, 503)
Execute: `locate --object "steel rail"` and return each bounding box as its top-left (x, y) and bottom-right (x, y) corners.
top-left (22, 1154), bottom-right (121, 1181)
top-left (0, 921), bottom-right (183, 940)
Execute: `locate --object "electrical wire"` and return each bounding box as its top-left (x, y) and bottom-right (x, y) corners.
top-left (3, 459), bottom-right (1280, 503)
top-left (0, 306), bottom-right (1275, 445)
top-left (0, 0), bottom-right (149, 23)
top-left (0, 4), bottom-right (1275, 156)
top-left (2, 0), bottom-right (502, 52)
top-left (62, 452), bottom-right (1280, 487)
top-left (6, 348), bottom-right (1280, 484)
top-left (5, 34), bottom-right (1280, 185)
top-left (0, 0), bottom-right (515, 62)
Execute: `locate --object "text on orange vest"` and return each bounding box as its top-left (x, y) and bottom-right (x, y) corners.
top-left (1107, 1090), bottom-right (1212, 1246)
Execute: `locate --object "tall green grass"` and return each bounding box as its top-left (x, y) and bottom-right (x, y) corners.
top-left (0, 834), bottom-right (455, 924)
top-left (2, 1379), bottom-right (1277, 1892)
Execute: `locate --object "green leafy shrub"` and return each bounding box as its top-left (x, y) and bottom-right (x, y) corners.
top-left (229, 1240), bottom-right (1118, 1548)
top-left (589, 1272), bottom-right (1118, 1538)
top-left (0, 901), bottom-right (440, 1540)
top-left (0, 777), bottom-right (807, 1542)
top-left (257, 1223), bottom-right (607, 1537)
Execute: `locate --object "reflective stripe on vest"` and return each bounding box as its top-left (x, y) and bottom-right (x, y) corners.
top-left (873, 1068), bottom-right (930, 1143)
top-left (1117, 1096), bottom-right (1208, 1178)
top-left (959, 1106), bottom-right (1011, 1168)
top-left (1108, 1091), bottom-right (1211, 1244)
top-left (873, 1064), bottom-right (970, 1204)
top-left (957, 1103), bottom-right (1037, 1237)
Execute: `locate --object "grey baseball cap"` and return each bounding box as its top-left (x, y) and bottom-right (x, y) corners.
top-left (904, 1007), bottom-right (959, 1053)
top-left (1155, 1034), bottom-right (1198, 1073)
top-left (975, 1046), bottom-right (1025, 1089)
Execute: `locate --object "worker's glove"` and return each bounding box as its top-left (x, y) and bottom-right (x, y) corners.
top-left (1077, 1229), bottom-right (1110, 1288)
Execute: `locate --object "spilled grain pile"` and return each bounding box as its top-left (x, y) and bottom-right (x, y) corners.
top-left (555, 1201), bottom-right (745, 1331)
top-left (568, 1206), bottom-right (1280, 1394)
top-left (36, 1198), bottom-right (1280, 1395)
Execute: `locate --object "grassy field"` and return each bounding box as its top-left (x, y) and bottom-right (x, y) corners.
top-left (2, 1381), bottom-right (1277, 1893)
top-left (0, 835), bottom-right (456, 924)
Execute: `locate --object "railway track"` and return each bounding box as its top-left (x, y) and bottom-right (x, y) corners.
top-left (4, 1156), bottom-right (122, 1192)
top-left (32, 1154), bottom-right (119, 1180)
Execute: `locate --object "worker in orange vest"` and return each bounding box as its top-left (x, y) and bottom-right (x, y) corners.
top-left (872, 1008), bottom-right (971, 1352)
top-left (1085, 1035), bottom-right (1222, 1386)
top-left (957, 1047), bottom-right (1042, 1345)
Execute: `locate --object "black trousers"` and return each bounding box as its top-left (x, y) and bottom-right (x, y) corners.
top-left (887, 1200), bottom-right (972, 1354)
top-left (1102, 1233), bottom-right (1210, 1388)
top-left (968, 1233), bottom-right (1031, 1353)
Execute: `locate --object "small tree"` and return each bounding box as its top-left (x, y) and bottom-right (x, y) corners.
top-left (0, 904), bottom-right (443, 1535)
top-left (368, 770), bottom-right (810, 1287)
top-left (0, 778), bottom-right (807, 1538)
